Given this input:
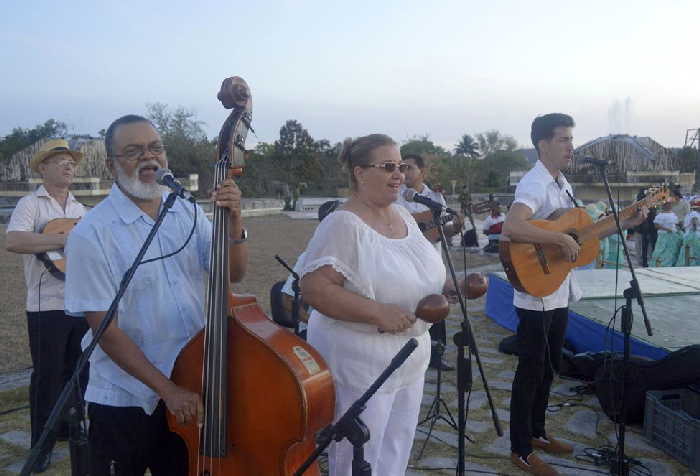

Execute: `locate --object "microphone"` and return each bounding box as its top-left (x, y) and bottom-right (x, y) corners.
top-left (403, 189), bottom-right (457, 215)
top-left (581, 156), bottom-right (609, 167)
top-left (155, 168), bottom-right (194, 202)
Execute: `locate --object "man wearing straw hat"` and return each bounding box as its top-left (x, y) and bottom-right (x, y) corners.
top-left (6, 139), bottom-right (88, 472)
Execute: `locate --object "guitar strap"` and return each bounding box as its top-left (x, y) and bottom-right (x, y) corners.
top-left (566, 189), bottom-right (581, 208)
top-left (555, 176), bottom-right (581, 208)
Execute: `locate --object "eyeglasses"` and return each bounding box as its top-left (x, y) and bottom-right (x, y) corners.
top-left (363, 162), bottom-right (409, 173)
top-left (112, 143), bottom-right (167, 162)
top-left (45, 158), bottom-right (76, 168)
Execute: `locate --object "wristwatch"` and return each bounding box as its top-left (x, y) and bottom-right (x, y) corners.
top-left (230, 228), bottom-right (248, 245)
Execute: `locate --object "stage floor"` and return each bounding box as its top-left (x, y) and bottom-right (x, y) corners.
top-left (485, 267), bottom-right (700, 359)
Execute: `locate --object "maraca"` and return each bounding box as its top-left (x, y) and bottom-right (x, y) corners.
top-left (415, 294), bottom-right (449, 323)
top-left (452, 272), bottom-right (488, 300)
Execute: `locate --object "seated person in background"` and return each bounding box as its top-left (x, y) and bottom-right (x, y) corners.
top-left (279, 199), bottom-right (341, 335)
top-left (651, 201), bottom-right (682, 267)
top-left (482, 204), bottom-right (504, 253)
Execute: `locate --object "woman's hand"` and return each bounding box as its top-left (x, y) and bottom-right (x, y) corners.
top-left (442, 281), bottom-right (459, 304)
top-left (374, 303), bottom-right (416, 333)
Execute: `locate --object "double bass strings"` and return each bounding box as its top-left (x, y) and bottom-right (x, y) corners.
top-left (200, 159), bottom-right (230, 474)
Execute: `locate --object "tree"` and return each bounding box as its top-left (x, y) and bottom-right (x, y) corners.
top-left (0, 119), bottom-right (68, 162)
top-left (473, 150), bottom-right (531, 191)
top-left (454, 134), bottom-right (480, 159)
top-left (453, 134), bottom-right (481, 195)
top-left (146, 103), bottom-right (215, 194)
top-left (273, 120), bottom-right (323, 194)
top-left (400, 135), bottom-right (449, 158)
top-left (475, 130), bottom-right (517, 156)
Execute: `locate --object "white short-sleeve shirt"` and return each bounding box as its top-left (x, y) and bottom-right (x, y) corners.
top-left (654, 212), bottom-right (679, 233)
top-left (396, 183), bottom-right (447, 253)
top-left (511, 161), bottom-right (582, 311)
top-left (6, 185), bottom-right (86, 312)
top-left (301, 205), bottom-right (446, 392)
top-left (64, 184), bottom-right (212, 414)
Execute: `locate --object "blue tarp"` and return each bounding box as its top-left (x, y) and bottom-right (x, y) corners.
top-left (485, 273), bottom-right (669, 360)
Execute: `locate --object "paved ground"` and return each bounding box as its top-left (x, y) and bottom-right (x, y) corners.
top-left (0, 214), bottom-right (694, 475)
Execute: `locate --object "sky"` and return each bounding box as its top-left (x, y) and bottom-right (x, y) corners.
top-left (2, 0), bottom-right (699, 150)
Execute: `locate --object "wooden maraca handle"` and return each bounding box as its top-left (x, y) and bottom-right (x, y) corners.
top-left (415, 294), bottom-right (449, 323)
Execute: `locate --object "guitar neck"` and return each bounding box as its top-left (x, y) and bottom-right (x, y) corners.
top-left (585, 197), bottom-right (651, 240)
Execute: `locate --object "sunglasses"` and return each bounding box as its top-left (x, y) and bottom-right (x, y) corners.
top-left (364, 162), bottom-right (409, 173)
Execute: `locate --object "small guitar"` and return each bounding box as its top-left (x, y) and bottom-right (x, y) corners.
top-left (499, 186), bottom-right (670, 297)
top-left (36, 218), bottom-right (80, 280)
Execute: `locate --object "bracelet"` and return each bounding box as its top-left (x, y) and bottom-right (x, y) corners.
top-left (229, 228), bottom-right (248, 245)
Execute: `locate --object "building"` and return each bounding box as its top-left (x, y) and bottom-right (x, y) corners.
top-left (510, 134), bottom-right (693, 204)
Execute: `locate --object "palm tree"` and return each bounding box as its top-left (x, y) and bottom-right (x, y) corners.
top-left (454, 134), bottom-right (480, 159)
top-left (454, 134), bottom-right (480, 195)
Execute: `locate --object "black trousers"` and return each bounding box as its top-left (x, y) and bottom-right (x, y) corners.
top-left (88, 401), bottom-right (188, 476)
top-left (640, 231), bottom-right (657, 267)
top-left (26, 310), bottom-right (88, 452)
top-left (429, 319), bottom-right (447, 345)
top-left (509, 307), bottom-right (568, 457)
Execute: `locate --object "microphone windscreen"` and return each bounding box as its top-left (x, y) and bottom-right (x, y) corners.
top-left (155, 168), bottom-right (174, 185)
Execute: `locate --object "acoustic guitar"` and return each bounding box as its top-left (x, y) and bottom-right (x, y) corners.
top-left (499, 186), bottom-right (670, 297)
top-left (36, 217), bottom-right (80, 280)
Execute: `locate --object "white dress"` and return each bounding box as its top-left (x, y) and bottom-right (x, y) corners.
top-left (302, 205), bottom-right (445, 391)
top-left (301, 204), bottom-right (446, 475)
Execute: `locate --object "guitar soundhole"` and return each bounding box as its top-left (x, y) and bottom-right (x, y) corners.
top-left (567, 231), bottom-right (580, 245)
top-left (534, 245), bottom-right (551, 274)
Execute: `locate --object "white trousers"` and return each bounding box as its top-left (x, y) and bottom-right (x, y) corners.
top-left (328, 378), bottom-right (424, 476)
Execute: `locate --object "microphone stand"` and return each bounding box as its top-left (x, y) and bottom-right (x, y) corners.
top-left (294, 338), bottom-right (419, 476)
top-left (275, 255), bottom-right (302, 336)
top-left (431, 207), bottom-right (503, 475)
top-left (19, 192), bottom-right (180, 476)
top-left (592, 162), bottom-right (653, 476)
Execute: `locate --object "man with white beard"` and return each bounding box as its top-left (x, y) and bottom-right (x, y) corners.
top-left (64, 114), bottom-right (248, 475)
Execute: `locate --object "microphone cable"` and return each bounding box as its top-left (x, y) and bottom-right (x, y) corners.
top-left (139, 197), bottom-right (198, 265)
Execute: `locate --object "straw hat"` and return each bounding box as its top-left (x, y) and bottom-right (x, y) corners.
top-left (30, 139), bottom-right (83, 173)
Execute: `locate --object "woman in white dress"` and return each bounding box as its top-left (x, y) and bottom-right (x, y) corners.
top-left (300, 134), bottom-right (451, 476)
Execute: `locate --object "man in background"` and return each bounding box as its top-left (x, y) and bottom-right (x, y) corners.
top-left (396, 153), bottom-right (462, 371)
top-left (6, 139), bottom-right (88, 473)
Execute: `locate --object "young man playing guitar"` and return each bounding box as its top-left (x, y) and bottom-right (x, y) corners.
top-left (6, 139), bottom-right (88, 473)
top-left (502, 114), bottom-right (645, 476)
top-left (396, 153), bottom-right (462, 371)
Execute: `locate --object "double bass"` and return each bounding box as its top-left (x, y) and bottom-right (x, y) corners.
top-left (168, 76), bottom-right (335, 475)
